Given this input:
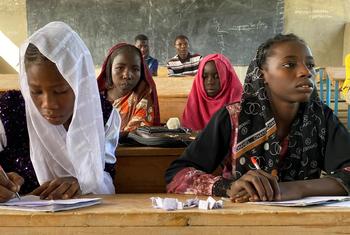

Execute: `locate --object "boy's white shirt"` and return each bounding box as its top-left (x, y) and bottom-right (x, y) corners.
top-left (17, 21), bottom-right (119, 194)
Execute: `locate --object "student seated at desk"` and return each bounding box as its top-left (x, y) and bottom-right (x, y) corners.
top-left (182, 54), bottom-right (243, 131)
top-left (97, 43), bottom-right (160, 138)
top-left (167, 35), bottom-right (202, 76)
top-left (166, 34), bottom-right (350, 202)
top-left (134, 34), bottom-right (159, 76)
top-left (0, 22), bottom-right (120, 202)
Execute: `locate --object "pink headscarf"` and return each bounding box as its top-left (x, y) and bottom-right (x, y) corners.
top-left (182, 54), bottom-right (243, 131)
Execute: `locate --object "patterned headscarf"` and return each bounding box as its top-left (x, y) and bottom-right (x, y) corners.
top-left (97, 43), bottom-right (160, 126)
top-left (231, 53), bottom-right (326, 182)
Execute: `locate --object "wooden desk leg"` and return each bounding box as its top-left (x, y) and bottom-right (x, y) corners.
top-left (334, 80), bottom-right (339, 116)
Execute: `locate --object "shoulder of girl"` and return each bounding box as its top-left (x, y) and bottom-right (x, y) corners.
top-left (0, 90), bottom-right (24, 105)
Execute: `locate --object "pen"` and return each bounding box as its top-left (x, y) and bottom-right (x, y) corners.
top-left (250, 156), bottom-right (261, 170)
top-left (0, 165), bottom-right (21, 200)
top-left (250, 156), bottom-right (279, 180)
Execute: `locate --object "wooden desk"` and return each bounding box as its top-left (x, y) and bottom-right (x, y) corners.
top-left (154, 76), bottom-right (194, 123)
top-left (316, 67), bottom-right (349, 128)
top-left (326, 67), bottom-right (346, 86)
top-left (115, 146), bottom-right (184, 193)
top-left (0, 74), bottom-right (19, 91)
top-left (1, 194), bottom-right (350, 234)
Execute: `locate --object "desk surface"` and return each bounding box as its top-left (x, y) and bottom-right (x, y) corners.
top-left (116, 146), bottom-right (185, 156)
top-left (0, 73), bottom-right (194, 97)
top-left (0, 74), bottom-right (19, 91)
top-left (0, 194), bottom-right (350, 234)
top-left (325, 67), bottom-right (346, 81)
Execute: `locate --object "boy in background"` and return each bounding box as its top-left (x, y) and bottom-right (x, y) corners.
top-left (167, 35), bottom-right (202, 76)
top-left (135, 34), bottom-right (158, 76)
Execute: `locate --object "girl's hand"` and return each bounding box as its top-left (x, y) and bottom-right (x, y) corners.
top-left (227, 170), bottom-right (280, 202)
top-left (30, 177), bottom-right (81, 200)
top-left (0, 172), bottom-right (24, 202)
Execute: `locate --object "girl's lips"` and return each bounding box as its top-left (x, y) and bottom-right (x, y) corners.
top-left (296, 80), bottom-right (314, 88)
top-left (295, 85), bottom-right (313, 93)
top-left (43, 116), bottom-right (62, 122)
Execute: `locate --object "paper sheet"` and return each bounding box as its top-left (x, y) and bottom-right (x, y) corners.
top-left (249, 196), bottom-right (350, 207)
top-left (0, 195), bottom-right (101, 212)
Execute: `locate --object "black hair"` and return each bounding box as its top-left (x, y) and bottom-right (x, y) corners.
top-left (174, 35), bottom-right (189, 45)
top-left (105, 44), bottom-right (144, 89)
top-left (256, 33), bottom-right (306, 69)
top-left (24, 43), bottom-right (49, 68)
top-left (134, 34), bottom-right (148, 42)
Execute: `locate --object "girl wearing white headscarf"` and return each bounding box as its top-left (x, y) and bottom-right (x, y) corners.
top-left (0, 22), bottom-right (120, 202)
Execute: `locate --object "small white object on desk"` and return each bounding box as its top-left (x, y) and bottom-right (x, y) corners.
top-left (151, 196), bottom-right (223, 211)
top-left (198, 196), bottom-right (224, 210)
top-left (166, 117), bottom-right (181, 130)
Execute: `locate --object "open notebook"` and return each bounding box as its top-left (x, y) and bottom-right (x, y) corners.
top-left (0, 195), bottom-right (101, 212)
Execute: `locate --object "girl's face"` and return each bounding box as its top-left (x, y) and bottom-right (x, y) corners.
top-left (111, 49), bottom-right (141, 96)
top-left (262, 41), bottom-right (316, 104)
top-left (26, 61), bottom-right (75, 130)
top-left (203, 61), bottom-right (221, 97)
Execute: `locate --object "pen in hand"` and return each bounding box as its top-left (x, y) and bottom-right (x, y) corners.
top-left (251, 156), bottom-right (279, 179)
top-left (250, 156), bottom-right (261, 170)
top-left (0, 165), bottom-right (21, 200)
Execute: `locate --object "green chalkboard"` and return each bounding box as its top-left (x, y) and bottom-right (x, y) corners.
top-left (27, 0), bottom-right (284, 66)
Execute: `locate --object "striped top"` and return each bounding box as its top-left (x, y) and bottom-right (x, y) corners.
top-left (167, 53), bottom-right (202, 76)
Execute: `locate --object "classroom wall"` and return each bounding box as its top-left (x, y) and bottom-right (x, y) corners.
top-left (344, 23), bottom-right (350, 62)
top-left (284, 0), bottom-right (350, 67)
top-left (1, 0), bottom-right (350, 75)
top-left (0, 0), bottom-right (27, 73)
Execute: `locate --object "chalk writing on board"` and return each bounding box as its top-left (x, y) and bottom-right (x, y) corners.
top-left (294, 9), bottom-right (332, 19)
top-left (228, 21), bottom-right (268, 32)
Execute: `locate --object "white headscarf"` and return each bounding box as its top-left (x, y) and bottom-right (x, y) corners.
top-left (19, 21), bottom-right (115, 194)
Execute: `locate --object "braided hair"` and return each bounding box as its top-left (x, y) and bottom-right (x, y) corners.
top-left (256, 33), bottom-right (306, 70)
top-left (24, 43), bottom-right (49, 68)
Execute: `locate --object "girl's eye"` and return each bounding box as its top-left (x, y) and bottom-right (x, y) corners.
top-left (283, 62), bottom-right (296, 68)
top-left (54, 89), bottom-right (68, 94)
top-left (30, 90), bottom-right (42, 95)
top-left (133, 67), bottom-right (140, 72)
top-left (307, 63), bottom-right (315, 69)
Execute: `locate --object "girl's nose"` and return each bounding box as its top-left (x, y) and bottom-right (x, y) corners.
top-left (122, 68), bottom-right (131, 79)
top-left (299, 63), bottom-right (312, 79)
top-left (41, 93), bottom-right (59, 109)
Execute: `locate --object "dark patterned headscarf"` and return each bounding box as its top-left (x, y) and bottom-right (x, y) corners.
top-left (231, 41), bottom-right (326, 182)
